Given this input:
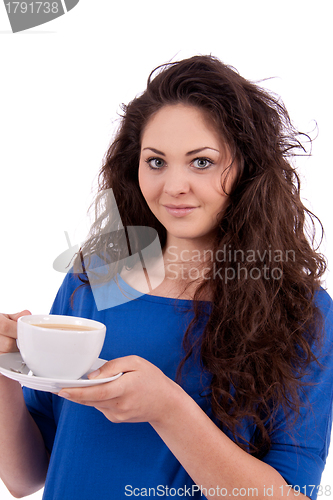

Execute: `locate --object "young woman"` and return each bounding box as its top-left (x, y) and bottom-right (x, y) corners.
top-left (0, 55), bottom-right (332, 500)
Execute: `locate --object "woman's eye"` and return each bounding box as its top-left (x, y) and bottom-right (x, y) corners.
top-left (145, 157), bottom-right (165, 169)
top-left (192, 158), bottom-right (213, 169)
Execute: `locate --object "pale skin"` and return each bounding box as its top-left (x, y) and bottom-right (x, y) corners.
top-left (0, 312), bottom-right (50, 498)
top-left (0, 105), bottom-right (307, 499)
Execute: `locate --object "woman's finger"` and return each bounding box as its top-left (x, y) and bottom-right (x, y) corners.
top-left (0, 336), bottom-right (19, 353)
top-left (0, 311), bottom-right (31, 339)
top-left (58, 377), bottom-right (124, 402)
top-left (87, 355), bottom-right (142, 380)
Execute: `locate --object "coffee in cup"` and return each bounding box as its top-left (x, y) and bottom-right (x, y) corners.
top-left (31, 323), bottom-right (97, 331)
top-left (17, 314), bottom-right (106, 379)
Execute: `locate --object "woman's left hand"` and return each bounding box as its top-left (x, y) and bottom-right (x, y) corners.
top-left (58, 355), bottom-right (182, 425)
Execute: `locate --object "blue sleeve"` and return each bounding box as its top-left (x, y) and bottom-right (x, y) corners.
top-left (262, 288), bottom-right (333, 500)
top-left (22, 273), bottom-right (83, 453)
top-left (22, 388), bottom-right (57, 454)
top-left (49, 272), bottom-right (84, 315)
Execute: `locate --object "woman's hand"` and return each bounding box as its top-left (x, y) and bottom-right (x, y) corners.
top-left (0, 311), bottom-right (31, 355)
top-left (58, 355), bottom-right (184, 425)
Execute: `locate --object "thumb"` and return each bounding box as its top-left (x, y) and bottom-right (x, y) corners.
top-left (88, 356), bottom-right (134, 380)
top-left (7, 310), bottom-right (32, 322)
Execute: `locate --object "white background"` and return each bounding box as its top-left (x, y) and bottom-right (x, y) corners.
top-left (0, 1), bottom-right (332, 498)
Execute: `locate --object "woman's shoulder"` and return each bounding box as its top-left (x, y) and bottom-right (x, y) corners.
top-left (50, 270), bottom-right (91, 315)
top-left (314, 286), bottom-right (333, 319)
top-left (56, 269), bottom-right (85, 294)
top-left (313, 286), bottom-right (333, 360)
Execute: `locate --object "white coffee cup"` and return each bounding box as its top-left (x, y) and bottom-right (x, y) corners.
top-left (17, 314), bottom-right (106, 379)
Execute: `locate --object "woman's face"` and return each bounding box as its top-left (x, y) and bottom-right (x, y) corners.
top-left (138, 104), bottom-right (235, 247)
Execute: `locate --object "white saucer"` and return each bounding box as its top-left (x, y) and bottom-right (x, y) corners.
top-left (0, 353), bottom-right (122, 393)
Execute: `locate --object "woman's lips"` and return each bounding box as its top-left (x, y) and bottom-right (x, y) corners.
top-left (163, 205), bottom-right (197, 217)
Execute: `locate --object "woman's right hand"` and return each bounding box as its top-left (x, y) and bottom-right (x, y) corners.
top-left (0, 311), bottom-right (31, 355)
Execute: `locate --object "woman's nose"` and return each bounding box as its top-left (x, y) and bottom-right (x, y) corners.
top-left (162, 167), bottom-right (190, 196)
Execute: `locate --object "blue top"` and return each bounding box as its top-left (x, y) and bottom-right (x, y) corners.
top-left (23, 273), bottom-right (333, 500)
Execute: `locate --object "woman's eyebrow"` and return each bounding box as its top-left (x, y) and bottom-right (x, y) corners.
top-left (142, 147), bottom-right (220, 156)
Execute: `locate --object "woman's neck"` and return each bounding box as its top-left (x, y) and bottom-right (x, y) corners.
top-left (163, 235), bottom-right (215, 280)
top-left (119, 235), bottom-right (214, 301)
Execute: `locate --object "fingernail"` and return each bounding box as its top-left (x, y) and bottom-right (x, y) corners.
top-left (88, 369), bottom-right (100, 379)
top-left (58, 391), bottom-right (70, 399)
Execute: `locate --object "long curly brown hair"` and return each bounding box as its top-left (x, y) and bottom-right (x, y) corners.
top-left (74, 55), bottom-right (327, 457)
